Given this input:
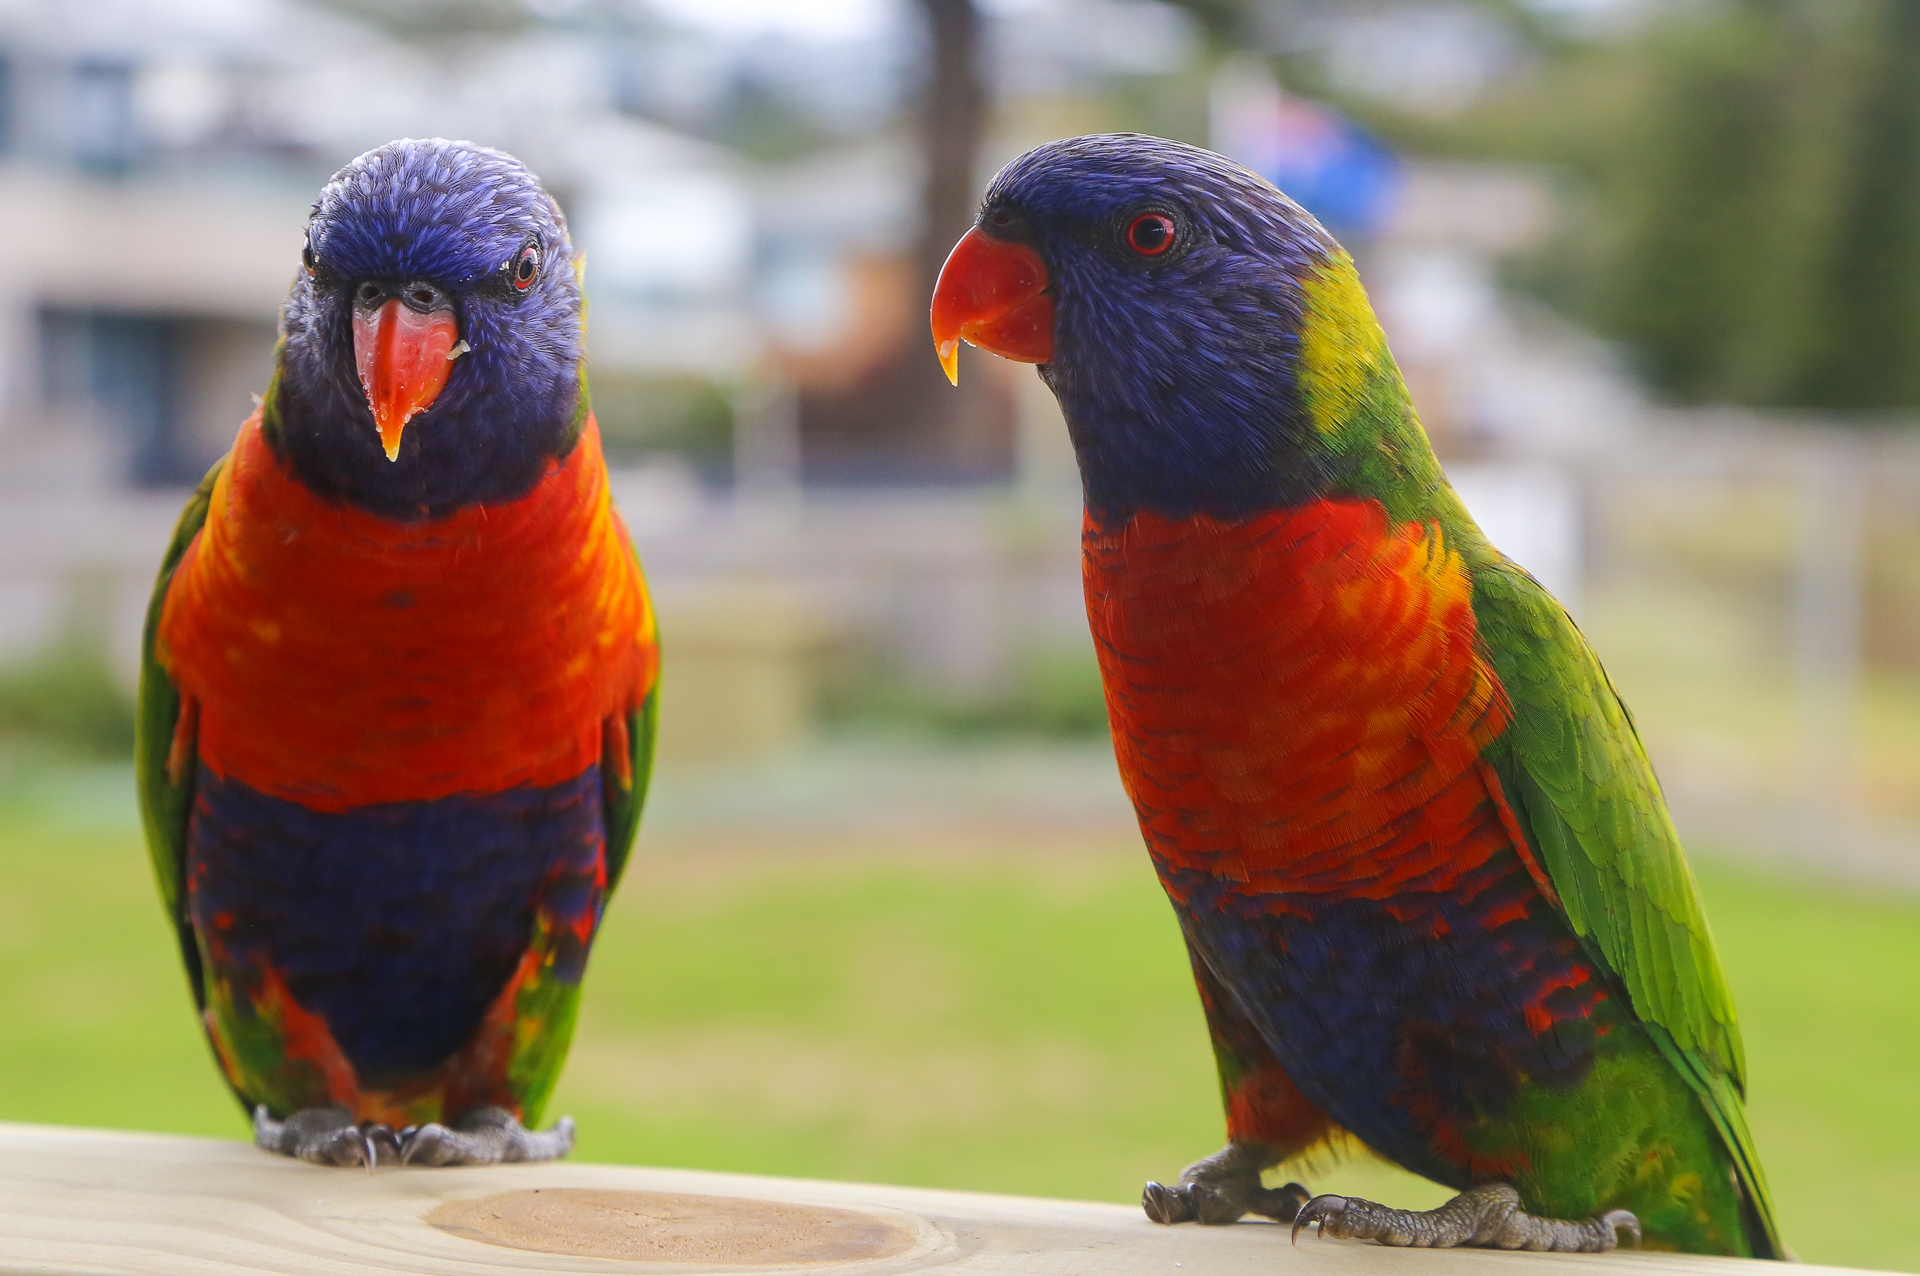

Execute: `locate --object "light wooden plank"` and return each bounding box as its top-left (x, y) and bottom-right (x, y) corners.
top-left (0, 1123), bottom-right (1875, 1276)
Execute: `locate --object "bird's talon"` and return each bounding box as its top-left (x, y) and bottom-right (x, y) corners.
top-left (1144, 1141), bottom-right (1295, 1227)
top-left (396, 1107), bottom-right (572, 1167)
top-left (399, 1121), bottom-right (451, 1167)
top-left (357, 1124), bottom-right (400, 1173)
top-left (1292, 1194), bottom-right (1347, 1245)
top-left (1604, 1209), bottom-right (1642, 1247)
top-left (1142, 1180), bottom-right (1193, 1225)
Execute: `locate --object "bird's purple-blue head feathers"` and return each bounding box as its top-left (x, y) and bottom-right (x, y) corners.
top-left (933, 133), bottom-right (1372, 522)
top-left (272, 138), bottom-right (584, 519)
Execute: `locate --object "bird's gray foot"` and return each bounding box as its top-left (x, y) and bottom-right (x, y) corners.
top-left (1292, 1183), bottom-right (1640, 1252)
top-left (1142, 1142), bottom-right (1310, 1225)
top-left (398, 1105), bottom-right (575, 1167)
top-left (253, 1105), bottom-right (400, 1170)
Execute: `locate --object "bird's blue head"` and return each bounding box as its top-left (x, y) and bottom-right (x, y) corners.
top-left (933, 133), bottom-right (1407, 524)
top-left (270, 138), bottom-right (584, 519)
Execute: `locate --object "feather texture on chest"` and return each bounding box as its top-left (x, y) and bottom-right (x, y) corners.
top-left (157, 410), bottom-right (657, 811)
top-left (1084, 497), bottom-right (1536, 902)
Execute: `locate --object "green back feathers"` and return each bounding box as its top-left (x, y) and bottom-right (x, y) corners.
top-left (257, 342), bottom-right (286, 450)
top-left (1471, 562), bottom-right (1782, 1256)
top-left (136, 458), bottom-right (224, 1011)
top-left (602, 684), bottom-right (656, 897)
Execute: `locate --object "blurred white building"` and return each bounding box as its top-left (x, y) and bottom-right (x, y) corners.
top-left (0, 0), bottom-right (759, 495)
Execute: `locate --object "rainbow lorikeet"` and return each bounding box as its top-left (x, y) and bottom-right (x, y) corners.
top-left (136, 139), bottom-right (658, 1167)
top-left (931, 134), bottom-right (1783, 1258)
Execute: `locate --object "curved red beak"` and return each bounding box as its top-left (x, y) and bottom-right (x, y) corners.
top-left (352, 297), bottom-right (461, 461)
top-left (929, 226), bottom-right (1053, 385)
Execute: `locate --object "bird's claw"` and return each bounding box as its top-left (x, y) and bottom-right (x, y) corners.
top-left (1147, 1177), bottom-right (1310, 1225)
top-left (1142, 1142), bottom-right (1306, 1225)
top-left (1291, 1194), bottom-right (1348, 1244)
top-left (398, 1106), bottom-right (574, 1166)
top-left (1603, 1209), bottom-right (1643, 1247)
top-left (252, 1104), bottom-right (400, 1169)
top-left (1142, 1181), bottom-right (1195, 1224)
top-left (363, 1124), bottom-right (402, 1172)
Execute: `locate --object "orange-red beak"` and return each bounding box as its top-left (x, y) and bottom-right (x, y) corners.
top-left (929, 226), bottom-right (1053, 385)
top-left (352, 297), bottom-right (461, 461)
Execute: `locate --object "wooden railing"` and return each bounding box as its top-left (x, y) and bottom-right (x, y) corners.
top-left (0, 1122), bottom-right (1868, 1275)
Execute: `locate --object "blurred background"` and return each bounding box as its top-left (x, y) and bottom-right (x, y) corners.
top-left (0, 0), bottom-right (1918, 1268)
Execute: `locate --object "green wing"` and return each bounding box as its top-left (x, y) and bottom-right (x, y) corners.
top-left (601, 683), bottom-right (657, 897)
top-left (135, 460), bottom-right (224, 1011)
top-left (1468, 551), bottom-right (1784, 1259)
top-left (599, 521), bottom-right (658, 897)
top-left (513, 543), bottom-right (655, 1127)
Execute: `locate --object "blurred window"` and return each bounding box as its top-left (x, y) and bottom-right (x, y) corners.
top-left (40, 309), bottom-right (193, 487)
top-left (70, 60), bottom-right (137, 176)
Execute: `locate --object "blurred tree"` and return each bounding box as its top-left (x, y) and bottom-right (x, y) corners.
top-left (794, 0), bottom-right (1015, 482)
top-left (1158, 0), bottom-right (1253, 45)
top-left (916, 0), bottom-right (987, 299)
top-left (312, 0), bottom-right (531, 40)
top-left (1245, 0), bottom-right (1920, 414)
top-left (1576, 0), bottom-right (1920, 411)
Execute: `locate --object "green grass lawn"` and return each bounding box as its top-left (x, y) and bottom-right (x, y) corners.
top-left (0, 762), bottom-right (1915, 1270)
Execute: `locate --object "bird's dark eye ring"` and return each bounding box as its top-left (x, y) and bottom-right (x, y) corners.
top-left (301, 242), bottom-right (318, 277)
top-left (1126, 213), bottom-right (1176, 257)
top-left (509, 244), bottom-right (540, 291)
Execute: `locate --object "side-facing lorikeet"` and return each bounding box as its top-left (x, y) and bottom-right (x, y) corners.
top-left (136, 139), bottom-right (659, 1167)
top-left (930, 134), bottom-right (1782, 1257)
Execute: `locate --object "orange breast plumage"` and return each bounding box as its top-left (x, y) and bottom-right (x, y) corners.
top-left (1083, 497), bottom-right (1545, 903)
top-left (157, 411), bottom-right (657, 811)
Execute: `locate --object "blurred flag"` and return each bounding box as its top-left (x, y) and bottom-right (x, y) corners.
top-left (1209, 55), bottom-right (1400, 242)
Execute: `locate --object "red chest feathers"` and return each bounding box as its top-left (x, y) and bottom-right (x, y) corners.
top-left (158, 413), bottom-right (657, 811)
top-left (1083, 499), bottom-right (1521, 900)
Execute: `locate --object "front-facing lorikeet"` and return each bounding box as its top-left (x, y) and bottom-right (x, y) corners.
top-left (930, 134), bottom-right (1783, 1257)
top-left (136, 139), bottom-right (658, 1167)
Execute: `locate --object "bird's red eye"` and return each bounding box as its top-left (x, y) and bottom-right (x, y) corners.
top-left (1126, 213), bottom-right (1176, 256)
top-left (510, 244), bottom-right (540, 291)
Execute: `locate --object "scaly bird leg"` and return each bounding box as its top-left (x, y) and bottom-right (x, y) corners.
top-left (253, 1105), bottom-right (400, 1170)
top-left (1293, 1183), bottom-right (1640, 1252)
top-left (399, 1106), bottom-right (575, 1167)
top-left (1142, 1142), bottom-right (1311, 1225)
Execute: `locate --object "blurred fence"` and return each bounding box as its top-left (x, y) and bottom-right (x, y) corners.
top-left (1576, 412), bottom-right (1920, 884)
